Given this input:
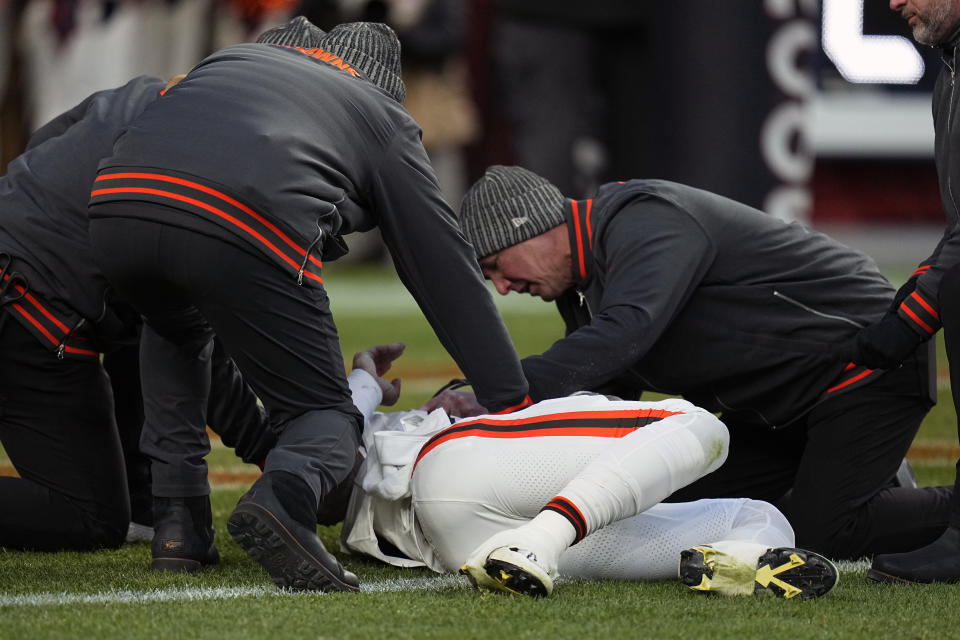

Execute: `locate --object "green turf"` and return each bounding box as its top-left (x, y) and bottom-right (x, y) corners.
top-left (2, 484), bottom-right (960, 639)
top-left (2, 262), bottom-right (960, 637)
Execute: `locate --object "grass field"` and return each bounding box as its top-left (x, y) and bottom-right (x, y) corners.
top-left (2, 261), bottom-right (959, 639)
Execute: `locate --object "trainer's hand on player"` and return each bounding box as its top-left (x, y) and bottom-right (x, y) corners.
top-left (420, 389), bottom-right (486, 417)
top-left (352, 342), bottom-right (404, 406)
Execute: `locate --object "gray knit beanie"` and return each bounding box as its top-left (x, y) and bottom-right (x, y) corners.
top-left (256, 16), bottom-right (326, 48)
top-left (460, 166), bottom-right (566, 258)
top-left (318, 22), bottom-right (406, 103)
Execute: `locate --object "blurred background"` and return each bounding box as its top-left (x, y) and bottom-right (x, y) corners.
top-left (0, 1), bottom-right (945, 244)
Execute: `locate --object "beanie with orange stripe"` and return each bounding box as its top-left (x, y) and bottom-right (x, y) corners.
top-left (459, 165), bottom-right (566, 259)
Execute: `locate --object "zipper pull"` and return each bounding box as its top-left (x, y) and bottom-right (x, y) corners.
top-left (56, 344), bottom-right (66, 359)
top-left (577, 290), bottom-right (586, 306)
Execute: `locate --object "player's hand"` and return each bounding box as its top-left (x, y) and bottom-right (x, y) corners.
top-left (420, 389), bottom-right (486, 417)
top-left (850, 314), bottom-right (924, 369)
top-left (352, 343), bottom-right (404, 406)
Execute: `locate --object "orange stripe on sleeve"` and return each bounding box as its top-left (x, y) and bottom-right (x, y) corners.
top-left (909, 291), bottom-right (939, 320)
top-left (901, 304), bottom-right (935, 334)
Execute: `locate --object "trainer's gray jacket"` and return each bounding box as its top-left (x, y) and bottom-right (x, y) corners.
top-left (897, 20), bottom-right (960, 339)
top-left (89, 43), bottom-right (528, 412)
top-left (0, 76), bottom-right (163, 356)
top-left (521, 180), bottom-right (921, 428)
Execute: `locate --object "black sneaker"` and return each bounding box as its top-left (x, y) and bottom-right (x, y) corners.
top-left (680, 543), bottom-right (838, 599)
top-left (227, 472), bottom-right (360, 592)
top-left (151, 496), bottom-right (220, 572)
top-left (868, 526), bottom-right (960, 584)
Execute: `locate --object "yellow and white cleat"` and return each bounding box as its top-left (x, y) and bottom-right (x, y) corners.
top-left (460, 546), bottom-right (555, 598)
top-left (679, 542), bottom-right (838, 599)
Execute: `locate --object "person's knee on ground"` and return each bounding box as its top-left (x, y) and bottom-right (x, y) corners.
top-left (70, 495), bottom-right (130, 551)
top-left (262, 407), bottom-right (363, 516)
top-left (0, 476), bottom-right (129, 551)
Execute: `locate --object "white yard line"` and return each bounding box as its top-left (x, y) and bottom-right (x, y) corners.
top-left (1, 563), bottom-right (874, 608)
top-left (0, 575), bottom-right (468, 608)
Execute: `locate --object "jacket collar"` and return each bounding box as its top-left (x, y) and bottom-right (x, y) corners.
top-left (941, 17), bottom-right (960, 51)
top-left (564, 198), bottom-right (595, 285)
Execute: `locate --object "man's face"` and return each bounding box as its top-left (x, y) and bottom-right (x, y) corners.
top-left (891, 0), bottom-right (960, 45)
top-left (479, 231), bottom-right (573, 302)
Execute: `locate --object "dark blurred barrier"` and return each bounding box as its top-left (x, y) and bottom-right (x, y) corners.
top-left (622, 1), bottom-right (816, 221)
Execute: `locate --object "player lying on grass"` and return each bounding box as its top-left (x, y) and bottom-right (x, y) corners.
top-left (337, 343), bottom-right (838, 599)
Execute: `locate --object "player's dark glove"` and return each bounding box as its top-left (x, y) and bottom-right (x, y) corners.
top-left (889, 273), bottom-right (919, 313)
top-left (851, 313), bottom-right (924, 369)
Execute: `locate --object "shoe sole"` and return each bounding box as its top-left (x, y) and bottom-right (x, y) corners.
top-left (679, 546), bottom-right (838, 599)
top-left (866, 568), bottom-right (929, 585)
top-left (227, 502), bottom-right (359, 593)
top-left (460, 547), bottom-right (552, 598)
top-left (151, 557), bottom-right (205, 573)
top-left (151, 544), bottom-right (219, 573)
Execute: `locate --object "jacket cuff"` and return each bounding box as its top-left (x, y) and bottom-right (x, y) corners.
top-left (488, 394), bottom-right (533, 415)
top-left (897, 290), bottom-right (941, 336)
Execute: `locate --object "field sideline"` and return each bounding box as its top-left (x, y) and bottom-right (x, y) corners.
top-left (2, 262), bottom-right (960, 638)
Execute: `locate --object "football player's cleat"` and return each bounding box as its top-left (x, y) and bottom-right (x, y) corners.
top-left (679, 542), bottom-right (838, 599)
top-left (460, 546), bottom-right (554, 598)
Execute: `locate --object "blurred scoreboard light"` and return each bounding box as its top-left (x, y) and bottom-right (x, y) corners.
top-left (812, 0), bottom-right (942, 223)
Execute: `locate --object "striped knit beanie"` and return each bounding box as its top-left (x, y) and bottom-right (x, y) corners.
top-left (460, 166), bottom-right (566, 258)
top-left (256, 16), bottom-right (325, 48)
top-left (318, 22), bottom-right (406, 103)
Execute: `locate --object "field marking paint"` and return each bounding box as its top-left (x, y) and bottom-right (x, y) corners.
top-left (1, 563), bottom-right (872, 608)
top-left (0, 575), bottom-right (468, 608)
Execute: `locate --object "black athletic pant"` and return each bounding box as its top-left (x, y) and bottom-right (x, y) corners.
top-left (667, 353), bottom-right (952, 559)
top-left (0, 318), bottom-right (130, 551)
top-left (89, 211), bottom-right (362, 506)
top-left (938, 264), bottom-right (960, 530)
top-left (106, 337), bottom-right (277, 526)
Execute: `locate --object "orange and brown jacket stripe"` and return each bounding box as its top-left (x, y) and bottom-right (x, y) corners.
top-left (90, 170), bottom-right (323, 285)
top-left (0, 267), bottom-right (98, 359)
top-left (825, 362), bottom-right (880, 395)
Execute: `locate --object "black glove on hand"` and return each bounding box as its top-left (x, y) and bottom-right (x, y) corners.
top-left (889, 274), bottom-right (919, 313)
top-left (852, 313), bottom-right (924, 369)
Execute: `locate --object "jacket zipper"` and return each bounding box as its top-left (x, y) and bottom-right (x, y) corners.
top-left (57, 318), bottom-right (87, 359)
top-left (576, 288), bottom-right (592, 317)
top-left (772, 290), bottom-right (864, 329)
top-left (298, 225), bottom-right (324, 285)
top-left (947, 47), bottom-right (958, 219)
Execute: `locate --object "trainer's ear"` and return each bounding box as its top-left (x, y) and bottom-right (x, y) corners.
top-left (163, 74), bottom-right (187, 93)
